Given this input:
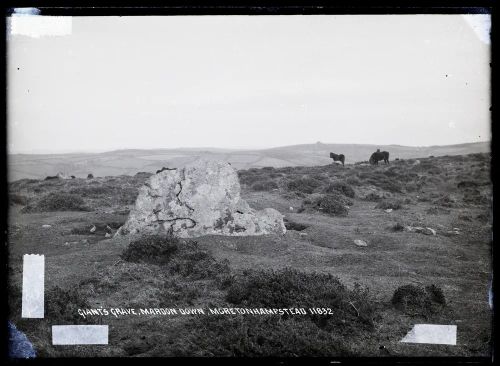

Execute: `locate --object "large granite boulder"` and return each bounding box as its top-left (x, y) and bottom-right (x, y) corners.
top-left (117, 159), bottom-right (286, 238)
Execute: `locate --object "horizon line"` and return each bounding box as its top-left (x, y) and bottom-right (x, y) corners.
top-left (8, 140), bottom-right (491, 156)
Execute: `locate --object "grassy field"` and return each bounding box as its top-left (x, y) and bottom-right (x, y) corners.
top-left (7, 153), bottom-right (492, 357)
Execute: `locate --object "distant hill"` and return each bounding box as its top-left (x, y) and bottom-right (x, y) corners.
top-left (8, 141), bottom-right (490, 181)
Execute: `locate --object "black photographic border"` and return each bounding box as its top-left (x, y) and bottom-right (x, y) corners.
top-left (0, 2), bottom-right (495, 365)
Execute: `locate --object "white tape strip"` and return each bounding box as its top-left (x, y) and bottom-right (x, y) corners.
top-left (400, 324), bottom-right (457, 345)
top-left (10, 15), bottom-right (72, 38)
top-left (52, 325), bottom-right (109, 345)
top-left (21, 254), bottom-right (45, 318)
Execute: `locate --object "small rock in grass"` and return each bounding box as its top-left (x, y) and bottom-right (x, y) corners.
top-left (90, 225), bottom-right (96, 233)
top-left (414, 227), bottom-right (435, 235)
top-left (41, 224), bottom-right (52, 228)
top-left (354, 239), bottom-right (368, 247)
top-left (426, 227), bottom-right (437, 235)
top-left (105, 232), bottom-right (111, 238)
top-left (404, 226), bottom-right (436, 235)
top-left (385, 209), bottom-right (393, 213)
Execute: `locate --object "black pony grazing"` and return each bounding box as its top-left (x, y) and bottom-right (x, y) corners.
top-left (330, 152), bottom-right (345, 166)
top-left (369, 151), bottom-right (390, 165)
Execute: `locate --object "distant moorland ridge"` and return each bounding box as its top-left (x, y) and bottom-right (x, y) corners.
top-left (8, 141), bottom-right (490, 181)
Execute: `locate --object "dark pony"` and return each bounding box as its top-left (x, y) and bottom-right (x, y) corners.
top-left (369, 151), bottom-right (390, 165)
top-left (330, 152), bottom-right (345, 166)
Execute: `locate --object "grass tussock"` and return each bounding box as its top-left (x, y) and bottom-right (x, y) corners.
top-left (432, 195), bottom-right (457, 208)
top-left (457, 180), bottom-right (479, 189)
top-left (391, 222), bottom-right (405, 232)
top-left (375, 199), bottom-right (404, 210)
top-left (362, 192), bottom-right (383, 202)
top-left (463, 188), bottom-right (490, 205)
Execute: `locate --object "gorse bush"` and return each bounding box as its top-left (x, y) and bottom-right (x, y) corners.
top-left (346, 176), bottom-right (361, 186)
top-left (21, 193), bottom-right (90, 212)
top-left (392, 284), bottom-right (446, 318)
top-left (284, 220), bottom-right (309, 231)
top-left (163, 314), bottom-right (355, 357)
top-left (315, 194), bottom-right (350, 216)
top-left (324, 181), bottom-right (355, 198)
top-left (121, 235), bottom-right (232, 284)
top-left (69, 185), bottom-right (139, 205)
top-left (167, 242), bottom-right (232, 282)
top-left (284, 176), bottom-right (323, 194)
top-left (121, 235), bottom-right (180, 265)
top-left (237, 171), bottom-right (267, 186)
top-left (45, 286), bottom-right (90, 323)
top-left (9, 193), bottom-right (28, 206)
top-left (226, 268), bottom-right (376, 332)
top-left (69, 186), bottom-right (114, 197)
top-left (303, 193), bottom-right (351, 216)
top-left (357, 172), bottom-right (403, 193)
top-left (251, 180), bottom-right (278, 191)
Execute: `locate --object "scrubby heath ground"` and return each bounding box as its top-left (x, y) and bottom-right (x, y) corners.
top-left (7, 153), bottom-right (492, 357)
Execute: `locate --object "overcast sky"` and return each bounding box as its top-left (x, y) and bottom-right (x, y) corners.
top-left (7, 15), bottom-right (491, 154)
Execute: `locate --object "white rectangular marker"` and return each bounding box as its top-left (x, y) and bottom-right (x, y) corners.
top-left (52, 325), bottom-right (109, 345)
top-left (21, 254), bottom-right (45, 318)
top-left (9, 15), bottom-right (72, 38)
top-left (400, 324), bottom-right (457, 345)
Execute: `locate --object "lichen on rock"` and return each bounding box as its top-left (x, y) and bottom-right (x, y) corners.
top-left (118, 159), bottom-right (286, 238)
